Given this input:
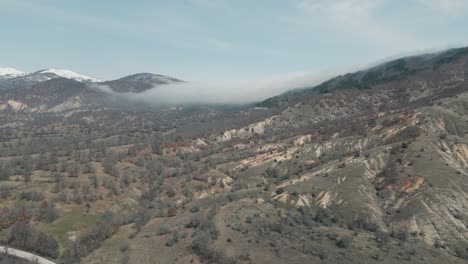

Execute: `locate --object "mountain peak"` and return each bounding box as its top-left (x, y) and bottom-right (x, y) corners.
top-left (0, 67), bottom-right (25, 78)
top-left (119, 73), bottom-right (184, 83)
top-left (37, 69), bottom-right (99, 82)
top-left (102, 73), bottom-right (185, 93)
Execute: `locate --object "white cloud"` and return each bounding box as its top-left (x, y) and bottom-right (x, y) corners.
top-left (186, 0), bottom-right (227, 8)
top-left (416, 0), bottom-right (468, 15)
top-left (89, 40), bottom-right (468, 105)
top-left (4, 0), bottom-right (197, 37)
top-left (297, 0), bottom-right (383, 18)
top-left (4, 0), bottom-right (247, 56)
top-left (290, 0), bottom-right (423, 51)
top-left (94, 69), bottom-right (348, 105)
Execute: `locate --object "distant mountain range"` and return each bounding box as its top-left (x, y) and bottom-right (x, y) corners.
top-left (0, 68), bottom-right (183, 93)
top-left (1, 46), bottom-right (467, 115)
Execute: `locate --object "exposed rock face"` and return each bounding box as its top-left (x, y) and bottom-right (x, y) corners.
top-left (208, 48), bottom-right (468, 256)
top-left (0, 99), bottom-right (27, 111)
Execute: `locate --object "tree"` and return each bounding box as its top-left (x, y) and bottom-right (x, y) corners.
top-left (83, 162), bottom-right (95, 174)
top-left (23, 168), bottom-right (32, 183)
top-left (8, 221), bottom-right (34, 249)
top-left (106, 180), bottom-right (119, 197)
top-left (0, 184), bottom-right (13, 199)
top-left (35, 153), bottom-right (50, 171)
top-left (103, 156), bottom-right (119, 178)
top-left (151, 139), bottom-right (163, 155)
top-left (81, 183), bottom-right (97, 203)
top-left (120, 172), bottom-right (130, 187)
top-left (0, 165), bottom-right (11, 181)
top-left (88, 174), bottom-right (99, 188)
top-left (36, 201), bottom-right (58, 223)
top-left (60, 241), bottom-right (82, 264)
top-left (35, 231), bottom-right (59, 258)
top-left (67, 163), bottom-right (80, 178)
top-left (51, 172), bottom-right (65, 193)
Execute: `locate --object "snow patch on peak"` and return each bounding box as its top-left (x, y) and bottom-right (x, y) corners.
top-left (0, 67), bottom-right (25, 77)
top-left (39, 69), bottom-right (99, 82)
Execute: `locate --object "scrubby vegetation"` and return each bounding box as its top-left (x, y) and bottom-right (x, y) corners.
top-left (0, 47), bottom-right (467, 263)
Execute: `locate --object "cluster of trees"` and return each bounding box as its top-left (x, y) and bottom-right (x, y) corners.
top-left (0, 202), bottom-right (57, 230)
top-left (8, 221), bottom-right (59, 258)
top-left (190, 207), bottom-right (230, 263)
top-left (52, 178), bottom-right (101, 205)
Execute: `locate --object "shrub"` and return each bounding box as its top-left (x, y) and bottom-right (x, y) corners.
top-left (454, 246), bottom-right (468, 260)
top-left (391, 229), bottom-right (408, 243)
top-left (166, 189), bottom-right (176, 198)
top-left (165, 231), bottom-right (180, 247)
top-left (351, 217), bottom-right (378, 232)
top-left (167, 207), bottom-right (177, 217)
top-left (189, 205), bottom-right (200, 213)
top-left (185, 219), bottom-right (200, 228)
top-left (0, 184), bottom-right (13, 199)
top-left (276, 188), bottom-right (284, 194)
top-left (375, 231), bottom-right (391, 247)
top-left (156, 226), bottom-right (171, 236)
top-left (119, 240), bottom-right (129, 253)
top-left (314, 208), bottom-right (335, 226)
top-left (336, 236), bottom-right (353, 249)
top-left (19, 191), bottom-right (44, 201)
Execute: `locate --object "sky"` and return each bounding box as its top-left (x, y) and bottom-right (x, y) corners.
top-left (1, 0), bottom-right (468, 84)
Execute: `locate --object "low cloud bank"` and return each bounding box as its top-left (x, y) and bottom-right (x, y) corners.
top-left (92, 44), bottom-right (468, 105)
top-left (140, 71), bottom-right (340, 104)
top-left (94, 70), bottom-right (347, 105)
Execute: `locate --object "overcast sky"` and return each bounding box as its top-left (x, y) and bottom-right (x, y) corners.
top-left (1, 0), bottom-right (468, 82)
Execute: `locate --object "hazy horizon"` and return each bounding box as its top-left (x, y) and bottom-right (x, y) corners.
top-left (3, 45), bottom-right (466, 104)
top-left (1, 0), bottom-right (468, 83)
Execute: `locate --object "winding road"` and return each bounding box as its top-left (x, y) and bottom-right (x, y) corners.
top-left (0, 246), bottom-right (56, 264)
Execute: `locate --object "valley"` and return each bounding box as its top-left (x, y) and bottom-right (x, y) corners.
top-left (0, 47), bottom-right (467, 264)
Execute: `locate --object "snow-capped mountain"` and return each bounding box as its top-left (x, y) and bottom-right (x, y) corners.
top-left (23, 69), bottom-right (99, 83)
top-left (0, 68), bottom-right (99, 90)
top-left (38, 69), bottom-right (99, 82)
top-left (0, 68), bottom-right (182, 93)
top-left (0, 67), bottom-right (25, 79)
